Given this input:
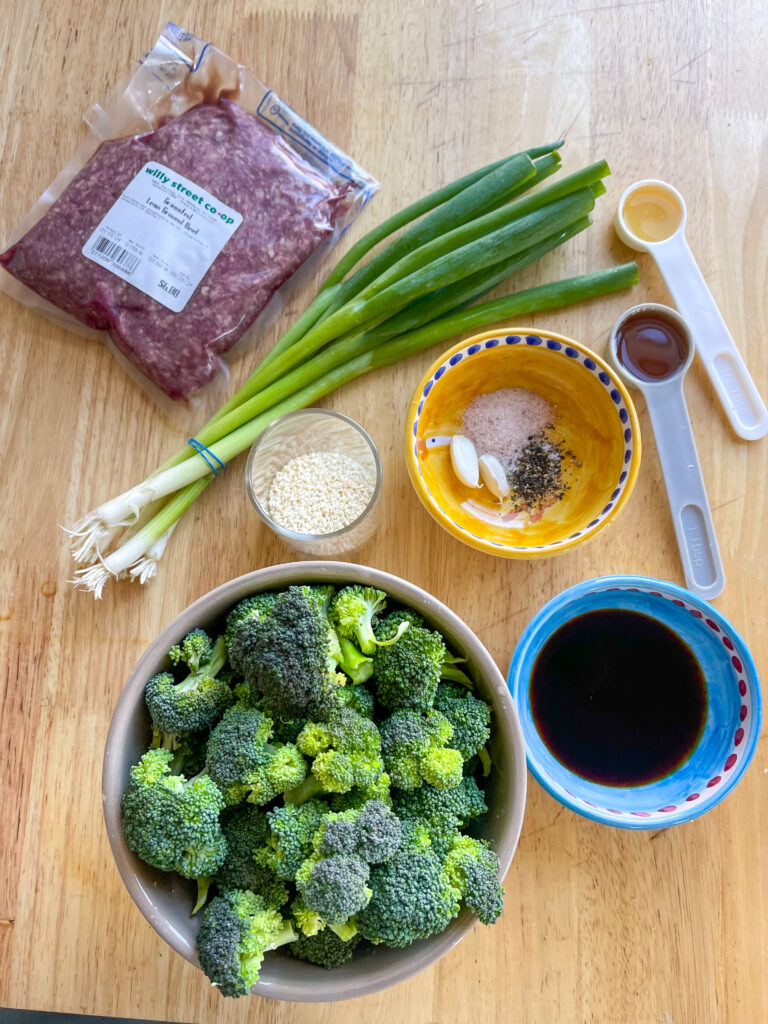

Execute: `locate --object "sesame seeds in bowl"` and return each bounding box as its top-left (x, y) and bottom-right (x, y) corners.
top-left (245, 409), bottom-right (382, 556)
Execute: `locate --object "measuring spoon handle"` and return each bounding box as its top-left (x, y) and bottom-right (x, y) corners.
top-left (653, 235), bottom-right (768, 440)
top-left (644, 380), bottom-right (726, 600)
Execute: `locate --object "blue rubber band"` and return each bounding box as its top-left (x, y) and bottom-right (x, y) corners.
top-left (188, 438), bottom-right (225, 475)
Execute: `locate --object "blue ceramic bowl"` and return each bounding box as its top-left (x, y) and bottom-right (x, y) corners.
top-left (508, 575), bottom-right (762, 829)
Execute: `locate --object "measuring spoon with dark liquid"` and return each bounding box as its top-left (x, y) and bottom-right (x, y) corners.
top-left (610, 303), bottom-right (725, 600)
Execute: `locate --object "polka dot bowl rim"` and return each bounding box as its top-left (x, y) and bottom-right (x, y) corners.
top-left (403, 328), bottom-right (642, 558)
top-left (507, 574), bottom-right (763, 829)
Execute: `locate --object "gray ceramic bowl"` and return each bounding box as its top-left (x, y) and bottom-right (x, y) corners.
top-left (103, 562), bottom-right (527, 1002)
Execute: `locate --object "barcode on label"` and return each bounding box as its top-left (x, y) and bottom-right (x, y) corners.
top-left (91, 235), bottom-right (140, 274)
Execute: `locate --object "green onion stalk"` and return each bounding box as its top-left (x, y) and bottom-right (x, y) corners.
top-left (66, 144), bottom-right (638, 597)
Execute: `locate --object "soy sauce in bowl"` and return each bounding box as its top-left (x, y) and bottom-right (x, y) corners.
top-left (530, 609), bottom-right (707, 786)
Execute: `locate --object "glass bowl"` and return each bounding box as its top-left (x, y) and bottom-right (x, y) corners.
top-left (245, 409), bottom-right (382, 556)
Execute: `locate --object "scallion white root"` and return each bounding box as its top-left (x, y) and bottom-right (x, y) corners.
top-left (62, 516), bottom-right (122, 565)
top-left (68, 477), bottom-right (213, 597)
top-left (69, 531), bottom-right (161, 598)
top-left (128, 524), bottom-right (177, 584)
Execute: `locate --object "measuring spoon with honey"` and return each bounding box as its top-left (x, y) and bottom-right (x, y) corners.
top-left (615, 179), bottom-right (768, 441)
top-left (610, 303), bottom-right (725, 600)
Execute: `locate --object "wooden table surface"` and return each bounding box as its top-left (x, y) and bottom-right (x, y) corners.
top-left (1, 1), bottom-right (766, 1021)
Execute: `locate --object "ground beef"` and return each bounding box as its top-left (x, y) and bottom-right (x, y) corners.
top-left (0, 101), bottom-right (350, 400)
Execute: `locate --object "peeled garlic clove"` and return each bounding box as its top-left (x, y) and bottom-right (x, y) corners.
top-left (450, 434), bottom-right (480, 488)
top-left (479, 453), bottom-right (510, 501)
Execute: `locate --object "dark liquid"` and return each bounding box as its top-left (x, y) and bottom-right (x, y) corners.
top-left (530, 609), bottom-right (707, 786)
top-left (616, 311), bottom-right (688, 381)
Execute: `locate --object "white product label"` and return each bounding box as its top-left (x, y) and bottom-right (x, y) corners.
top-left (82, 161), bottom-right (242, 313)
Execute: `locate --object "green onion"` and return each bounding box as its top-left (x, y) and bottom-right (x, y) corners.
top-left (236, 189), bottom-right (597, 397)
top-left (174, 219), bottom-right (593, 455)
top-left (346, 159), bottom-right (608, 307)
top-left (209, 162), bottom-right (608, 422)
top-left (324, 153), bottom-right (538, 312)
top-left (201, 285), bottom-right (342, 432)
top-left (373, 262), bottom-right (639, 352)
top-left (321, 141), bottom-right (563, 290)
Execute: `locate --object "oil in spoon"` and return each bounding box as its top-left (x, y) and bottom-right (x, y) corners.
top-left (623, 184), bottom-right (683, 243)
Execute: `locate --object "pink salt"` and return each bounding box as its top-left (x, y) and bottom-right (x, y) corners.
top-left (461, 388), bottom-right (552, 463)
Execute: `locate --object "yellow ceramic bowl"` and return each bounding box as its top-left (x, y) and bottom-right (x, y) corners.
top-left (404, 328), bottom-right (641, 558)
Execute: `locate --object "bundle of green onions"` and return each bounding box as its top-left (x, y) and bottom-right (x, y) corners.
top-left (66, 143), bottom-right (638, 597)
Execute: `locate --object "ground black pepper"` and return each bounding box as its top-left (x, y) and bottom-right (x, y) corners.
top-left (507, 431), bottom-right (573, 512)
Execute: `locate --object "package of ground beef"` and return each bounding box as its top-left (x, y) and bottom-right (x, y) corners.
top-left (0, 24), bottom-right (377, 405)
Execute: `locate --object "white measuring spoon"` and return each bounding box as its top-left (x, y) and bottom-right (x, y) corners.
top-left (609, 303), bottom-right (725, 601)
top-left (615, 179), bottom-right (768, 441)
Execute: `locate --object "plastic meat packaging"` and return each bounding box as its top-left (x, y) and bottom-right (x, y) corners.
top-left (0, 24), bottom-right (377, 406)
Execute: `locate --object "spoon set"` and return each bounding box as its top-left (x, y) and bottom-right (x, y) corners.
top-left (611, 179), bottom-right (768, 599)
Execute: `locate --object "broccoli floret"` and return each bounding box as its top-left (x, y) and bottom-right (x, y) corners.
top-left (379, 710), bottom-right (463, 790)
top-left (292, 800), bottom-right (403, 931)
top-left (295, 852), bottom-right (372, 924)
top-left (289, 895), bottom-right (358, 941)
top-left (444, 835), bottom-right (505, 925)
top-left (150, 723), bottom-right (210, 773)
top-left (215, 806), bottom-right (289, 910)
top-left (386, 608), bottom-right (425, 629)
top-left (372, 615), bottom-right (446, 712)
top-left (313, 812), bottom-right (357, 855)
top-left (356, 826), bottom-right (461, 947)
top-left (337, 636), bottom-right (373, 684)
top-left (196, 889), bottom-right (296, 998)
top-left (335, 683), bottom-right (375, 719)
top-left (433, 684), bottom-right (492, 760)
top-left (121, 748), bottom-right (227, 894)
top-left (228, 586), bottom-right (345, 721)
top-left (327, 770), bottom-right (391, 812)
top-left (168, 628), bottom-right (214, 671)
top-left (290, 893), bottom-right (326, 937)
top-left (257, 800), bottom-right (328, 881)
top-left (286, 708), bottom-right (386, 803)
top-left (224, 593), bottom-right (278, 651)
top-left (205, 704), bottom-right (307, 806)
top-left (329, 586), bottom-right (392, 655)
top-left (145, 631), bottom-right (234, 735)
top-left (270, 715), bottom-right (308, 744)
top-left (302, 584), bottom-right (336, 613)
top-left (231, 686), bottom-right (307, 743)
top-left (289, 927), bottom-right (361, 968)
top-left (318, 800), bottom-right (402, 864)
top-left (393, 776), bottom-right (487, 829)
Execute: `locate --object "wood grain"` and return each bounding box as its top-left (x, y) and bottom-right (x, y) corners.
top-left (1, 1), bottom-right (766, 1021)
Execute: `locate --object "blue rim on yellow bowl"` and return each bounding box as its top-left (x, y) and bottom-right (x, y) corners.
top-left (404, 328), bottom-right (642, 558)
top-left (508, 574), bottom-right (762, 829)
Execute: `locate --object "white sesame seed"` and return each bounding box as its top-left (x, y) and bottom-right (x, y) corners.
top-left (266, 451), bottom-right (376, 535)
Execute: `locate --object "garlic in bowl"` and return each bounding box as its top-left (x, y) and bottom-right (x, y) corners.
top-left (405, 328), bottom-right (642, 558)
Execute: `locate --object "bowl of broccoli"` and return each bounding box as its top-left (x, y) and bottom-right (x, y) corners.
top-left (103, 562), bottom-right (526, 1001)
